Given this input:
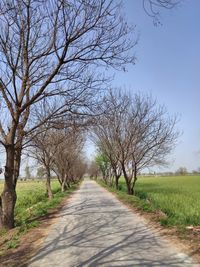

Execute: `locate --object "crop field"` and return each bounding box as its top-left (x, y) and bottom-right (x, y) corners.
top-left (0, 180), bottom-right (77, 229)
top-left (0, 179), bottom-right (78, 253)
top-left (119, 175), bottom-right (200, 227)
top-left (1, 176), bottom-right (199, 229)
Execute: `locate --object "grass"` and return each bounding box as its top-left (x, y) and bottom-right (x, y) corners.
top-left (0, 179), bottom-right (79, 251)
top-left (99, 175), bottom-right (200, 228)
top-left (134, 175), bottom-right (200, 226)
top-left (99, 180), bottom-right (156, 212)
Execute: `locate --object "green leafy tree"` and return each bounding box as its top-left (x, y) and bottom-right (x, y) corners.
top-left (95, 153), bottom-right (111, 183)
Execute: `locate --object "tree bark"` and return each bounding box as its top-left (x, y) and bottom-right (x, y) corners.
top-left (46, 167), bottom-right (53, 200)
top-left (13, 146), bottom-right (22, 189)
top-left (0, 145), bottom-right (17, 229)
top-left (131, 165), bottom-right (137, 195)
top-left (61, 181), bottom-right (67, 192)
top-left (121, 163), bottom-right (132, 195)
top-left (57, 175), bottom-right (62, 186)
top-left (61, 174), bottom-right (67, 192)
top-left (115, 175), bottom-right (120, 190)
top-left (113, 167), bottom-right (121, 190)
top-left (102, 174), bottom-right (107, 184)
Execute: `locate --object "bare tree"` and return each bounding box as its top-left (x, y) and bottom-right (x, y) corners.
top-left (143, 0), bottom-right (180, 25)
top-left (29, 127), bottom-right (64, 199)
top-left (126, 94), bottom-right (179, 194)
top-left (92, 89), bottom-right (179, 194)
top-left (0, 0), bottom-right (135, 229)
top-left (52, 127), bottom-right (85, 191)
top-left (29, 125), bottom-right (85, 196)
top-left (176, 167), bottom-right (188, 176)
top-left (88, 161), bottom-right (99, 180)
top-left (70, 156), bottom-right (87, 183)
top-left (91, 92), bottom-right (125, 188)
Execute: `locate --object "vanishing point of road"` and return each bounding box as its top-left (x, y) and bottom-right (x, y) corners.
top-left (29, 180), bottom-right (199, 267)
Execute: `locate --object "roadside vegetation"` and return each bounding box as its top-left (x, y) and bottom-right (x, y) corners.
top-left (97, 175), bottom-right (200, 228)
top-left (121, 175), bottom-right (200, 226)
top-left (97, 175), bottom-right (200, 260)
top-left (0, 180), bottom-right (78, 253)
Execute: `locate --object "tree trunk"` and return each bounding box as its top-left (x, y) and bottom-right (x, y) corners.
top-left (55, 172), bottom-right (62, 186)
top-left (53, 168), bottom-right (62, 186)
top-left (61, 181), bottom-right (67, 192)
top-left (46, 167), bottom-right (53, 200)
top-left (13, 146), bottom-right (22, 189)
top-left (103, 174), bottom-right (107, 184)
top-left (113, 167), bottom-right (121, 190)
top-left (57, 175), bottom-right (62, 186)
top-left (110, 175), bottom-right (114, 187)
top-left (131, 165), bottom-right (137, 195)
top-left (115, 175), bottom-right (120, 190)
top-left (0, 145), bottom-right (17, 229)
top-left (121, 163), bottom-right (132, 195)
top-left (126, 181), bottom-right (133, 195)
top-left (70, 175), bottom-right (76, 184)
top-left (115, 176), bottom-right (119, 189)
top-left (61, 174), bottom-right (67, 192)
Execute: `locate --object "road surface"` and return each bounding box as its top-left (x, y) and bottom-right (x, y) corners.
top-left (29, 180), bottom-right (198, 266)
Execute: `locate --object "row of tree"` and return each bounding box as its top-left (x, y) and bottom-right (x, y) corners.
top-left (90, 90), bottom-right (179, 194)
top-left (0, 0), bottom-right (179, 229)
top-left (0, 0), bottom-right (135, 229)
top-left (29, 125), bottom-right (86, 199)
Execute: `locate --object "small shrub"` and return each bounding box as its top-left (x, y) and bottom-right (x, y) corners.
top-left (6, 239), bottom-right (19, 249)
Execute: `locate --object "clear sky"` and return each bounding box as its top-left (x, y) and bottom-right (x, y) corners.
top-left (120, 0), bottom-right (200, 171)
top-left (0, 1), bottom-right (199, 178)
top-left (87, 0), bottom-right (200, 172)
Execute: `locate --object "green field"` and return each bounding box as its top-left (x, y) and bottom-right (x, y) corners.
top-left (118, 175), bottom-right (200, 227)
top-left (0, 180), bottom-right (77, 230)
top-left (1, 175), bottom-right (200, 229)
top-left (0, 179), bottom-right (78, 251)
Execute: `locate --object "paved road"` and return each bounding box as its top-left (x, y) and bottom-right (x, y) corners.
top-left (29, 180), bottom-right (198, 267)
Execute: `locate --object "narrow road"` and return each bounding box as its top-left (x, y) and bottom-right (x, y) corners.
top-left (29, 180), bottom-right (198, 267)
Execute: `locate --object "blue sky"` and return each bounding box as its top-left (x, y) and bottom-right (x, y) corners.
top-left (87, 0), bottom-right (200, 172)
top-left (119, 0), bottom-right (200, 171)
top-left (0, 1), bottom-right (199, 177)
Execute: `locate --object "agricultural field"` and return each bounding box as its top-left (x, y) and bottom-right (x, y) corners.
top-left (0, 179), bottom-right (78, 253)
top-left (119, 175), bottom-right (200, 227)
top-left (0, 180), bottom-right (77, 231)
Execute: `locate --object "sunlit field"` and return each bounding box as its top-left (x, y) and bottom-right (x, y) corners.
top-left (0, 180), bottom-right (76, 228)
top-left (119, 175), bottom-right (200, 226)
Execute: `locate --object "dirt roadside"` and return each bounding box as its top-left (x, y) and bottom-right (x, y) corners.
top-left (106, 187), bottom-right (200, 264)
top-left (0, 193), bottom-right (75, 267)
top-left (0, 183), bottom-right (199, 266)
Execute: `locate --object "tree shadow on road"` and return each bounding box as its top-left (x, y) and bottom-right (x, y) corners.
top-left (28, 182), bottom-right (194, 267)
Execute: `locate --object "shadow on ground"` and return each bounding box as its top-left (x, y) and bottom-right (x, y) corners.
top-left (28, 181), bottom-right (195, 267)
